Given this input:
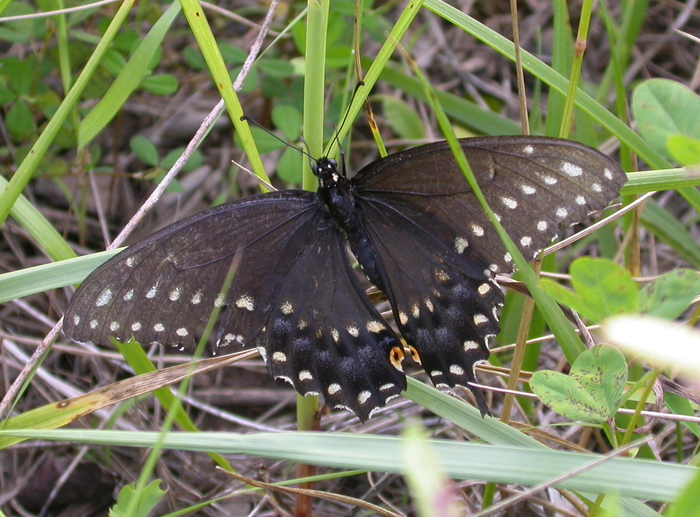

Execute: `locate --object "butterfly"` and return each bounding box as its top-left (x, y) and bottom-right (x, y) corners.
top-left (64, 136), bottom-right (627, 421)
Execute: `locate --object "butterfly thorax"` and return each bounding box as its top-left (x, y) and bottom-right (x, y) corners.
top-left (314, 157), bottom-right (362, 232)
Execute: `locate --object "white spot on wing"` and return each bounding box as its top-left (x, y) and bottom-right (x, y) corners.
top-left (331, 328), bottom-right (340, 343)
top-left (346, 324), bottom-right (359, 337)
top-left (435, 270), bottom-right (450, 282)
top-left (478, 283), bottom-right (491, 295)
top-left (501, 196), bottom-right (518, 209)
top-left (543, 175), bottom-right (557, 185)
top-left (90, 319), bottom-right (98, 329)
top-left (218, 333), bottom-right (239, 346)
top-left (556, 207), bottom-right (568, 219)
top-left (464, 340), bottom-right (479, 351)
top-left (123, 289), bottom-right (134, 301)
top-left (327, 383), bottom-right (341, 395)
top-left (146, 283), bottom-right (158, 299)
top-left (131, 322), bottom-right (142, 332)
top-left (379, 383), bottom-right (395, 391)
top-left (257, 346), bottom-right (267, 363)
top-left (153, 323), bottom-right (165, 332)
top-left (454, 236), bottom-right (469, 254)
top-left (358, 391), bottom-right (372, 405)
top-left (235, 294), bottom-right (254, 311)
top-left (450, 364), bottom-right (465, 375)
top-left (575, 195), bottom-right (586, 205)
top-left (299, 370), bottom-right (313, 381)
top-left (272, 351), bottom-right (287, 363)
top-left (537, 220), bottom-right (548, 232)
top-left (275, 375), bottom-right (293, 386)
top-left (176, 328), bottom-right (189, 337)
top-left (471, 224), bottom-right (485, 237)
top-left (520, 236), bottom-right (532, 246)
top-left (281, 301), bottom-right (293, 314)
top-left (562, 162), bottom-right (583, 177)
top-left (425, 298), bottom-right (434, 312)
top-left (473, 314), bottom-right (489, 325)
top-left (523, 145), bottom-right (534, 155)
top-left (399, 311), bottom-right (409, 325)
top-left (126, 257), bottom-right (136, 267)
top-left (592, 182), bottom-right (602, 192)
top-left (604, 168), bottom-right (613, 180)
top-left (96, 288), bottom-right (113, 307)
top-left (411, 303), bottom-right (420, 318)
top-left (72, 315), bottom-right (80, 325)
top-left (169, 287), bottom-right (182, 301)
top-left (367, 321), bottom-right (384, 333)
top-left (521, 184), bottom-right (536, 195)
top-left (109, 321), bottom-right (120, 332)
top-left (191, 290), bottom-right (203, 305)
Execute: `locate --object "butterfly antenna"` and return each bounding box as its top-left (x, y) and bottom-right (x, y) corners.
top-left (296, 135), bottom-right (320, 172)
top-left (240, 115), bottom-right (314, 163)
top-left (336, 81), bottom-right (365, 141)
top-left (326, 81), bottom-right (365, 175)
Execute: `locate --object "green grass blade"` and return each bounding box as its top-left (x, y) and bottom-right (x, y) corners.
top-left (78, 2), bottom-right (182, 149)
top-left (0, 0), bottom-right (136, 227)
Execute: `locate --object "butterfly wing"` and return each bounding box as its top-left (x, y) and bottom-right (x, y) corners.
top-left (65, 191), bottom-right (318, 347)
top-left (350, 137), bottom-right (627, 409)
top-left (256, 209), bottom-right (406, 420)
top-left (64, 190), bottom-right (405, 420)
top-left (346, 200), bottom-right (499, 413)
top-left (353, 136), bottom-right (627, 273)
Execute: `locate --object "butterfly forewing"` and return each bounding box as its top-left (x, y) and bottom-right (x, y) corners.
top-left (64, 192), bottom-right (321, 347)
top-left (353, 137), bottom-right (627, 273)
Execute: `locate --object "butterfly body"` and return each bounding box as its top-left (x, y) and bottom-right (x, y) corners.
top-left (64, 136), bottom-right (627, 420)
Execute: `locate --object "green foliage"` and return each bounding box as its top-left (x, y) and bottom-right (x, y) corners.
top-left (541, 258), bottom-right (639, 322)
top-left (539, 259), bottom-right (700, 423)
top-left (639, 269), bottom-right (700, 319)
top-left (541, 258), bottom-right (700, 323)
top-left (632, 79), bottom-right (700, 164)
top-left (530, 345), bottom-right (628, 424)
top-left (129, 136), bottom-right (203, 193)
top-left (378, 95), bottom-right (425, 140)
top-left (667, 134), bottom-right (700, 167)
top-left (401, 422), bottom-right (465, 517)
top-left (108, 480), bottom-right (166, 517)
top-left (664, 465), bottom-right (700, 517)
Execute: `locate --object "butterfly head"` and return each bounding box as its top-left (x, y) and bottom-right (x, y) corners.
top-left (313, 157), bottom-right (343, 187)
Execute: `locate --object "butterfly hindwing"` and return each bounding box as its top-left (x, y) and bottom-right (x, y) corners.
top-left (347, 199), bottom-right (500, 413)
top-left (255, 210), bottom-right (405, 419)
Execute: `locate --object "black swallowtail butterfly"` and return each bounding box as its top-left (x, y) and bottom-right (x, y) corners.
top-left (64, 136), bottom-right (627, 421)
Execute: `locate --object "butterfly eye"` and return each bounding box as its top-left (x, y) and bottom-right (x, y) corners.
top-left (64, 136), bottom-right (626, 421)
